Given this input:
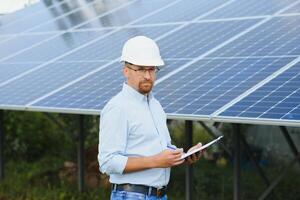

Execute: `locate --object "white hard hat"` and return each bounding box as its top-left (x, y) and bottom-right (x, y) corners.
top-left (120, 36), bottom-right (164, 66)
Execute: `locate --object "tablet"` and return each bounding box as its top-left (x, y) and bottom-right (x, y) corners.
top-left (180, 135), bottom-right (224, 160)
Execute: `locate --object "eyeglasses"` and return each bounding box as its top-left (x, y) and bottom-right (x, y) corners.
top-left (126, 65), bottom-right (160, 75)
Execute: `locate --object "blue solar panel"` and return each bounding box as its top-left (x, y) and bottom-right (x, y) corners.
top-left (0, 0), bottom-right (299, 126)
top-left (76, 0), bottom-right (174, 29)
top-left (204, 0), bottom-right (296, 19)
top-left (61, 25), bottom-right (176, 62)
top-left (31, 60), bottom-right (192, 110)
top-left (219, 61), bottom-right (300, 120)
top-left (0, 63), bottom-right (42, 84)
top-left (0, 36), bottom-right (11, 43)
top-left (3, 30), bottom-right (111, 63)
top-left (211, 16), bottom-right (300, 57)
top-left (0, 0), bottom-right (98, 35)
top-left (27, 0), bottom-right (121, 33)
top-left (134, 0), bottom-right (225, 25)
top-left (0, 0), bottom-right (46, 27)
top-left (283, 2), bottom-right (300, 13)
top-left (0, 34), bottom-right (54, 61)
top-left (154, 57), bottom-right (295, 115)
top-left (158, 19), bottom-right (259, 59)
top-left (0, 61), bottom-right (107, 105)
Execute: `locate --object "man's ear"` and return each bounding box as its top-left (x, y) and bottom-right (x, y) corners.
top-left (123, 66), bottom-right (129, 78)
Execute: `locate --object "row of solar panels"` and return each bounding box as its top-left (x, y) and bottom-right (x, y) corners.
top-left (0, 0), bottom-right (300, 127)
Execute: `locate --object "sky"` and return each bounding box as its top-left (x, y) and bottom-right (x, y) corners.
top-left (0, 0), bottom-right (39, 14)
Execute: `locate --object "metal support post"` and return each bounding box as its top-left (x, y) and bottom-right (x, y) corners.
top-left (233, 124), bottom-right (241, 200)
top-left (78, 115), bottom-right (85, 192)
top-left (279, 126), bottom-right (300, 168)
top-left (258, 155), bottom-right (299, 200)
top-left (185, 120), bottom-right (193, 200)
top-left (239, 134), bottom-right (277, 199)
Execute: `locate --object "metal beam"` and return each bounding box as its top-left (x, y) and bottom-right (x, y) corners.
top-left (0, 111), bottom-right (4, 180)
top-left (239, 134), bottom-right (277, 199)
top-left (185, 120), bottom-right (193, 200)
top-left (77, 115), bottom-right (85, 192)
top-left (279, 126), bottom-right (300, 168)
top-left (258, 155), bottom-right (299, 200)
top-left (233, 124), bottom-right (241, 200)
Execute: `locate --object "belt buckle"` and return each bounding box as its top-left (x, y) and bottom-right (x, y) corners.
top-left (156, 187), bottom-right (163, 197)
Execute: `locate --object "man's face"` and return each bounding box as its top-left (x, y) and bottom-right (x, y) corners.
top-left (123, 63), bottom-right (158, 95)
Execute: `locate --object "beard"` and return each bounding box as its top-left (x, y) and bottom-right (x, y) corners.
top-left (138, 81), bottom-right (153, 94)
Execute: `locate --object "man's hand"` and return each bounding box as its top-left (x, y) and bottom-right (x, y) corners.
top-left (186, 143), bottom-right (203, 165)
top-left (153, 149), bottom-right (185, 168)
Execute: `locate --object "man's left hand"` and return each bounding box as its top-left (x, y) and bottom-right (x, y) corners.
top-left (186, 143), bottom-right (203, 165)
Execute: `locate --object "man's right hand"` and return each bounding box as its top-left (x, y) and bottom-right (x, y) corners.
top-left (152, 149), bottom-right (185, 168)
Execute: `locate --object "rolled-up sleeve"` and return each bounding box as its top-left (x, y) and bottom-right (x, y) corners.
top-left (98, 103), bottom-right (128, 175)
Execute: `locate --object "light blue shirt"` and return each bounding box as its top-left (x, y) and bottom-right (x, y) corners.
top-left (98, 83), bottom-right (174, 187)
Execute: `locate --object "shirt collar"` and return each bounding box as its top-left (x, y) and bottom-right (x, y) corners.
top-left (122, 82), bottom-right (153, 102)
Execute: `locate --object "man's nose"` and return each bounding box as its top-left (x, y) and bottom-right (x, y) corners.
top-left (143, 70), bottom-right (151, 79)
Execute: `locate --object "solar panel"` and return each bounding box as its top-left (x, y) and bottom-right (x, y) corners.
top-left (210, 16), bottom-right (300, 57)
top-left (2, 30), bottom-right (112, 63)
top-left (158, 19), bottom-right (259, 59)
top-left (0, 0), bottom-right (299, 127)
top-left (76, 0), bottom-right (177, 29)
top-left (27, 0), bottom-right (121, 33)
top-left (155, 57), bottom-right (295, 116)
top-left (0, 61), bottom-right (107, 106)
top-left (0, 0), bottom-right (90, 35)
top-left (204, 0), bottom-right (296, 19)
top-left (283, 2), bottom-right (300, 13)
top-left (60, 25), bottom-right (176, 62)
top-left (30, 60), bottom-right (192, 111)
top-left (219, 61), bottom-right (300, 121)
top-left (134, 0), bottom-right (225, 25)
top-left (0, 33), bottom-right (54, 60)
top-left (0, 63), bottom-right (42, 84)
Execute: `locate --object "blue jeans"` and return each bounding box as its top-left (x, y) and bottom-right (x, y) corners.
top-left (110, 190), bottom-right (167, 200)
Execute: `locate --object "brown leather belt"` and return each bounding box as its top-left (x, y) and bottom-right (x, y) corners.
top-left (112, 183), bottom-right (167, 197)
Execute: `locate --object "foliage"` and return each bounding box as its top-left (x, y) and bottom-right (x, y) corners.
top-left (0, 112), bottom-right (299, 199)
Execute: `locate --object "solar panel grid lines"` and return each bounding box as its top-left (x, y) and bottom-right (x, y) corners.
top-left (30, 60), bottom-right (192, 110)
top-left (0, 33), bottom-right (56, 62)
top-left (27, 0), bottom-right (135, 33)
top-left (0, 0), bottom-right (69, 29)
top-left (214, 55), bottom-right (300, 117)
top-left (0, 1), bottom-right (141, 63)
top-left (26, 0), bottom-right (243, 108)
top-left (75, 0), bottom-right (183, 30)
top-left (203, 0), bottom-right (299, 19)
top-left (0, 0), bottom-right (136, 37)
top-left (0, 61), bottom-right (107, 106)
top-left (0, 0), bottom-right (93, 35)
top-left (155, 18), bottom-right (271, 85)
top-left (151, 0), bottom-right (238, 43)
top-left (0, 63), bottom-right (42, 84)
top-left (134, 0), bottom-right (238, 25)
top-left (28, 0), bottom-right (296, 113)
top-left (210, 15), bottom-right (300, 57)
top-left (0, 0), bottom-right (182, 87)
top-left (155, 57), bottom-right (295, 116)
top-left (283, 1), bottom-right (300, 14)
top-left (21, 0), bottom-right (99, 34)
top-left (28, 61), bottom-right (122, 108)
top-left (220, 63), bottom-right (300, 120)
top-left (3, 30), bottom-right (113, 63)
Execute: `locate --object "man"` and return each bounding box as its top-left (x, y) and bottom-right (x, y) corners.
top-left (98, 36), bottom-right (202, 200)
